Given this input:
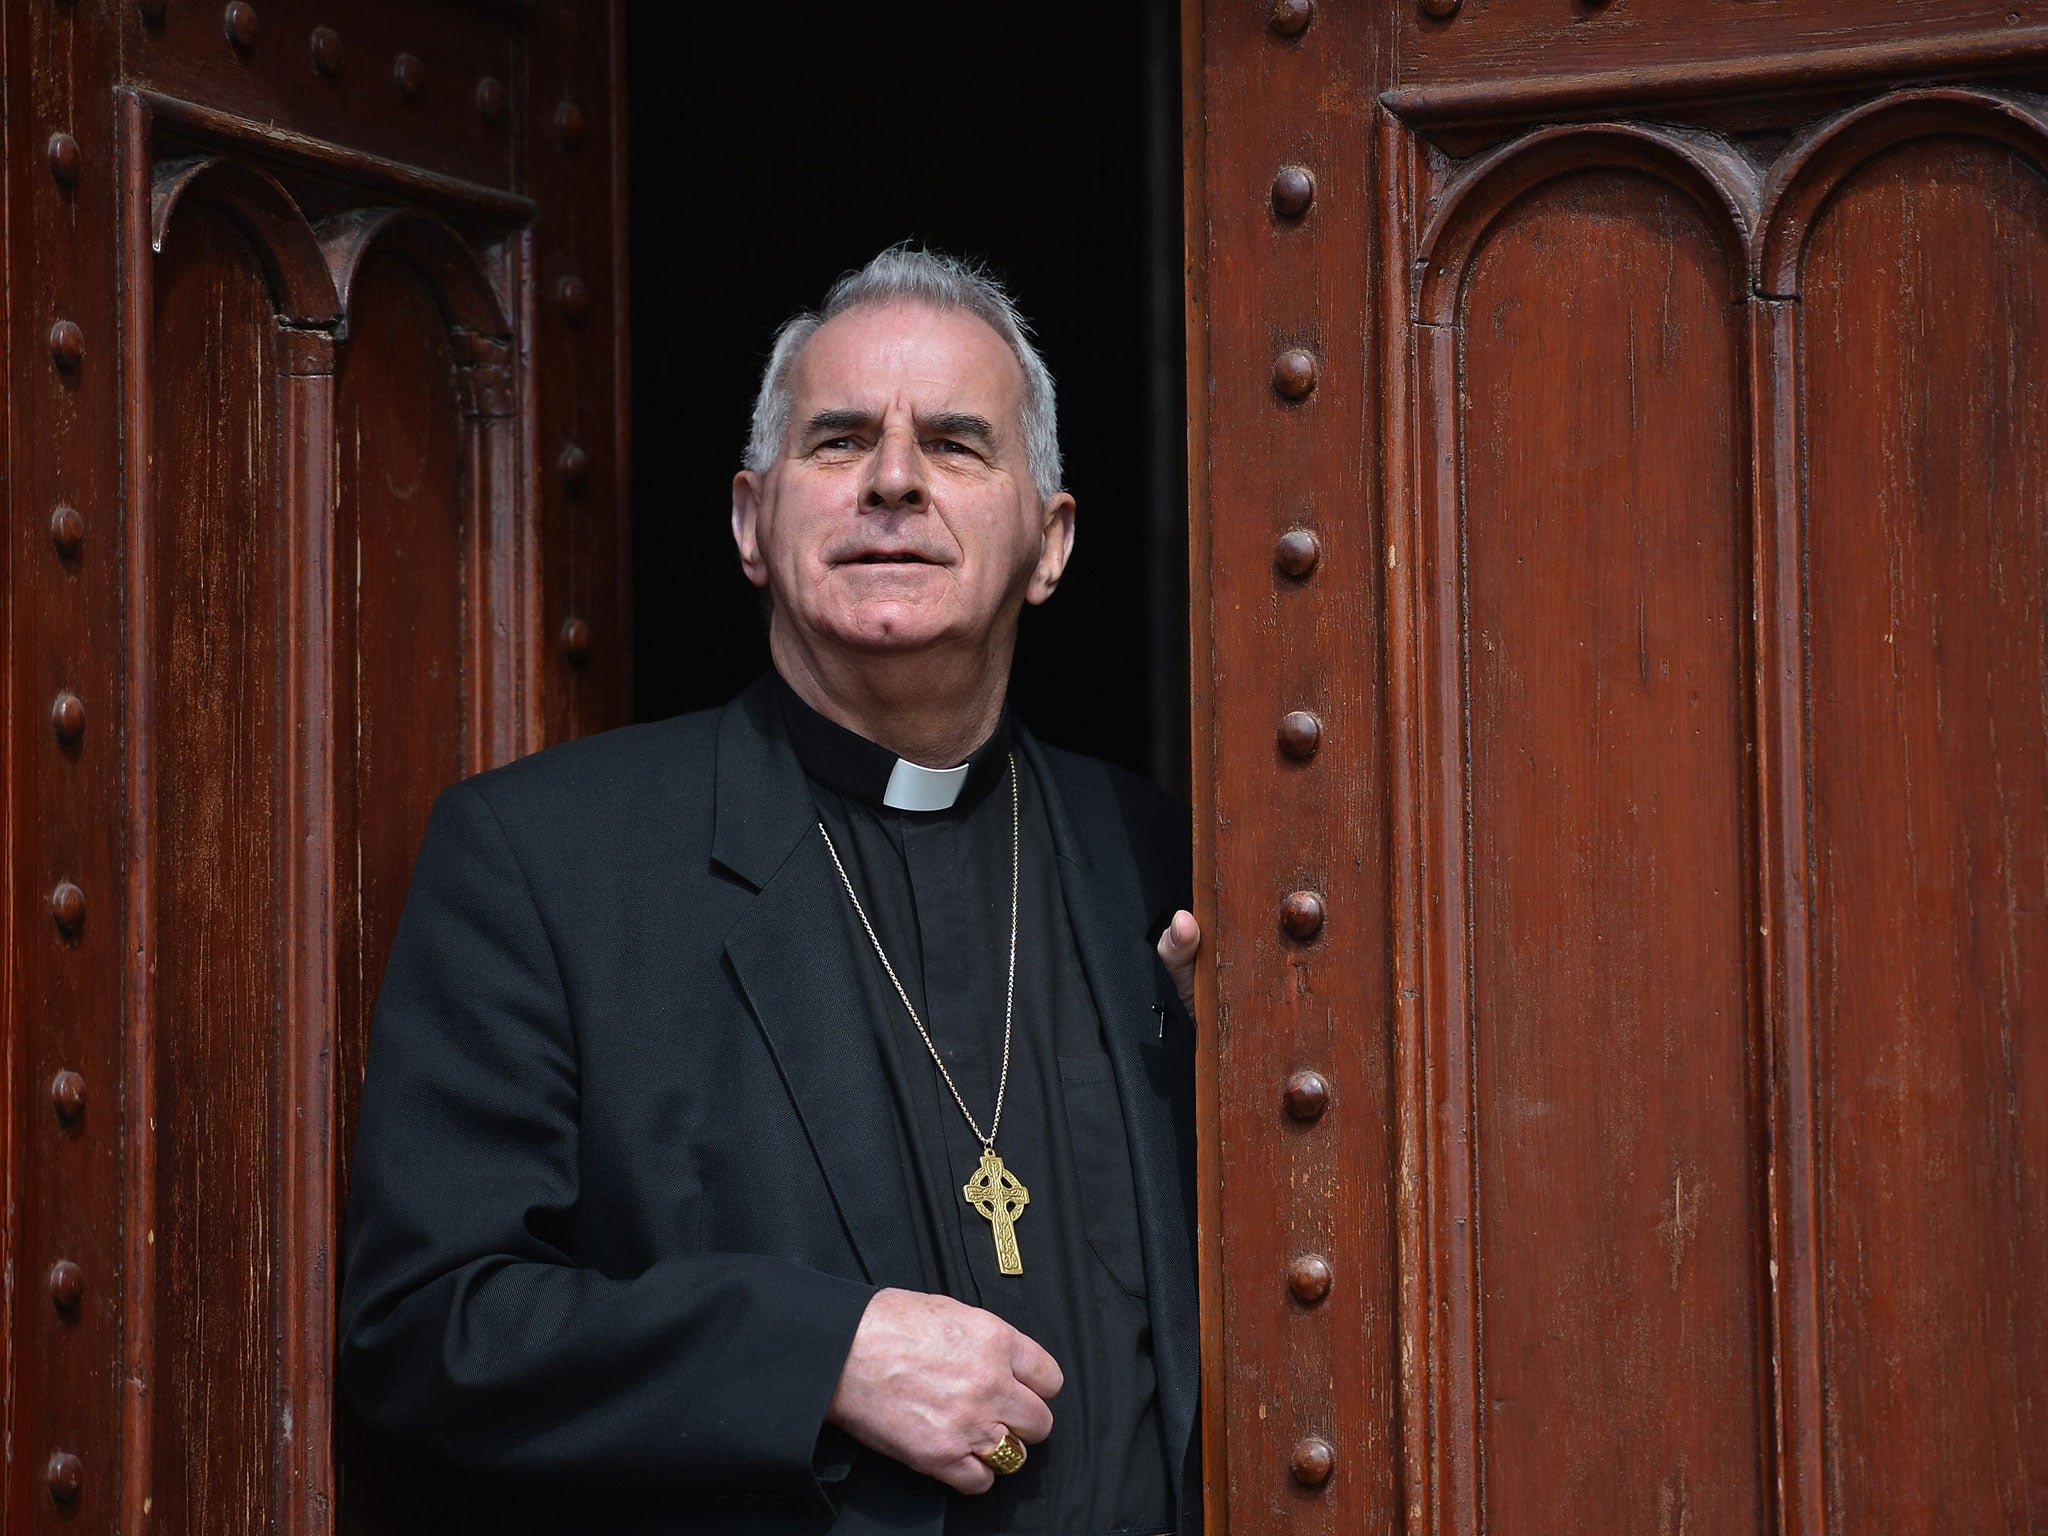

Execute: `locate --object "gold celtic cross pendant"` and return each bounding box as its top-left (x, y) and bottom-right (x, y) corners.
top-left (963, 1148), bottom-right (1030, 1275)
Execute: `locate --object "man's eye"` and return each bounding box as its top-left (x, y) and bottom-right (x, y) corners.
top-left (817, 436), bottom-right (862, 451)
top-left (928, 439), bottom-right (973, 455)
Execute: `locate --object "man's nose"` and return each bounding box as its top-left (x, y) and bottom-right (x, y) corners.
top-left (862, 426), bottom-right (928, 511)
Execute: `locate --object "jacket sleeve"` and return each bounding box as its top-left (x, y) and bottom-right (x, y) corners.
top-left (337, 780), bottom-right (876, 1506)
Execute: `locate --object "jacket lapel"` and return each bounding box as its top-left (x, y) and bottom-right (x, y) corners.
top-left (1020, 733), bottom-right (1201, 1516)
top-left (713, 680), bottom-right (925, 1293)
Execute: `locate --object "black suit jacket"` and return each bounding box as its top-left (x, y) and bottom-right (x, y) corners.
top-left (338, 677), bottom-right (1199, 1534)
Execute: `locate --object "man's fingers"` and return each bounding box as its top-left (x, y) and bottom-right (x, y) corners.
top-left (998, 1385), bottom-right (1055, 1445)
top-left (936, 1456), bottom-right (997, 1496)
top-left (1010, 1332), bottom-right (1064, 1401)
top-left (1156, 909), bottom-right (1200, 1014)
top-left (1157, 909), bottom-right (1199, 958)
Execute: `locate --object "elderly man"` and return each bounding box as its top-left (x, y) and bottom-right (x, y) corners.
top-left (339, 247), bottom-right (1203, 1535)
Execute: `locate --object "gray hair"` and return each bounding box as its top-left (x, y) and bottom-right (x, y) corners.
top-left (744, 246), bottom-right (1064, 502)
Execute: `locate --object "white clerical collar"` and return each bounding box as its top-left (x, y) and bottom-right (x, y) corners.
top-left (772, 671), bottom-right (1011, 812)
top-left (883, 757), bottom-right (971, 812)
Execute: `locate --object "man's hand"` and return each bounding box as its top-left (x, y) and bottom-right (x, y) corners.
top-left (1156, 909), bottom-right (1200, 1016)
top-left (826, 1288), bottom-right (1063, 1494)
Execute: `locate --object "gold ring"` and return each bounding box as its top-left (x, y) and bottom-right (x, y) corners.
top-left (976, 1431), bottom-right (1027, 1475)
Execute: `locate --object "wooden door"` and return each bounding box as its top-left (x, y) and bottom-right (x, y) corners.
top-left (2, 2), bottom-right (629, 1530)
top-left (1187, 5), bottom-right (2048, 1533)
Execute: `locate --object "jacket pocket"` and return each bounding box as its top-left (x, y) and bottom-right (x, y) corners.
top-left (1058, 1052), bottom-right (1150, 1299)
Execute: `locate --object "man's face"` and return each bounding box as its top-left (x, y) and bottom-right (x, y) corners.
top-left (731, 301), bottom-right (1075, 667)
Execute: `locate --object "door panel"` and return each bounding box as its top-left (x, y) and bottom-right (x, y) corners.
top-left (1452, 171), bottom-right (1765, 1534)
top-left (328, 221), bottom-right (503, 1536)
top-left (1188, 8), bottom-right (2048, 1533)
top-left (335, 247), bottom-right (474, 1199)
top-left (1800, 135), bottom-right (2048, 1532)
top-left (148, 204), bottom-right (287, 1533)
top-left (331, 234), bottom-right (480, 1400)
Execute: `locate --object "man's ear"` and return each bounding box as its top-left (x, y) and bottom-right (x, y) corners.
top-left (731, 470), bottom-right (770, 589)
top-left (1026, 490), bottom-right (1077, 606)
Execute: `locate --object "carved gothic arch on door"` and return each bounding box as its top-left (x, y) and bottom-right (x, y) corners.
top-left (127, 105), bottom-right (543, 1523)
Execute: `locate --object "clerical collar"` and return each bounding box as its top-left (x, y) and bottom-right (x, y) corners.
top-left (773, 673), bottom-right (1013, 813)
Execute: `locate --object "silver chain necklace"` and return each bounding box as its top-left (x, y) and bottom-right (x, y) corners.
top-left (816, 753), bottom-right (1032, 1274)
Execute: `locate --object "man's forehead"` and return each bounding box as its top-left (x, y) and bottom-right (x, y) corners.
top-left (789, 301), bottom-right (1022, 411)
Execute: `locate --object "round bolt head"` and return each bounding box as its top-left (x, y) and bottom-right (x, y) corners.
top-left (51, 1069), bottom-right (87, 1125)
top-left (51, 691), bottom-right (86, 747)
top-left (309, 25), bottom-right (342, 76)
top-left (477, 76), bottom-right (507, 124)
top-left (556, 274), bottom-right (590, 321)
top-left (1279, 710), bottom-right (1321, 760)
top-left (1288, 1253), bottom-right (1333, 1303)
top-left (559, 442), bottom-right (590, 493)
top-left (1269, 0), bottom-right (1313, 36)
top-left (49, 320), bottom-right (85, 371)
top-left (1284, 1069), bottom-right (1330, 1121)
top-left (1291, 1436), bottom-right (1335, 1486)
top-left (1275, 527), bottom-right (1321, 579)
top-left (47, 1450), bottom-right (84, 1505)
top-left (393, 53), bottom-right (425, 101)
top-left (556, 100), bottom-right (586, 151)
top-left (49, 1259), bottom-right (85, 1315)
top-left (51, 881), bottom-right (86, 937)
top-left (47, 132), bottom-right (82, 188)
top-left (560, 616), bottom-right (592, 664)
top-left (1280, 888), bottom-right (1325, 941)
top-left (223, 2), bottom-right (259, 50)
top-left (1271, 164), bottom-right (1315, 219)
top-left (50, 505), bottom-right (86, 559)
top-left (1273, 347), bottom-right (1317, 401)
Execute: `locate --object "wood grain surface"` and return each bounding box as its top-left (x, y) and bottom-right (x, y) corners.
top-left (1191, 8), bottom-right (2048, 1534)
top-left (148, 200), bottom-right (285, 1536)
top-left (1185, 4), bottom-right (1400, 1532)
top-left (1390, 1), bottom-right (2048, 134)
top-left (1801, 132), bottom-right (2048, 1534)
top-left (1403, 0), bottom-right (2044, 79)
top-left (3, 4), bottom-right (629, 1531)
top-left (1453, 169), bottom-right (1766, 1534)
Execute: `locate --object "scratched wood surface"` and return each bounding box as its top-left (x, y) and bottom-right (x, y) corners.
top-left (1184, 4), bottom-right (1400, 1534)
top-left (329, 246), bottom-right (476, 1535)
top-left (1391, 0), bottom-right (2048, 133)
top-left (1799, 135), bottom-right (2048, 1533)
top-left (123, 0), bottom-right (519, 190)
top-left (6, 3), bottom-right (134, 1529)
top-left (1402, 0), bottom-right (2048, 81)
top-left (3, 3), bottom-right (629, 1532)
top-left (332, 248), bottom-right (470, 1251)
top-left (148, 201), bottom-right (288, 1535)
top-left (1453, 172), bottom-right (1767, 1533)
top-left (1190, 7), bottom-right (2048, 1534)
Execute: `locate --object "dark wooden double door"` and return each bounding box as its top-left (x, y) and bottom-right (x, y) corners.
top-left (6, 1), bottom-right (2046, 1533)
top-left (1188, 3), bottom-right (2048, 1533)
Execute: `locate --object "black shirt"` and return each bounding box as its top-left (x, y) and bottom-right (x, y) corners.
top-left (776, 678), bottom-right (1175, 1536)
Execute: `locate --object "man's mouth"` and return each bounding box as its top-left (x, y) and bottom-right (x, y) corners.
top-left (847, 552), bottom-right (935, 565)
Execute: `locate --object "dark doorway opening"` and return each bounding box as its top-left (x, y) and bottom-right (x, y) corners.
top-left (627, 0), bottom-right (1188, 792)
